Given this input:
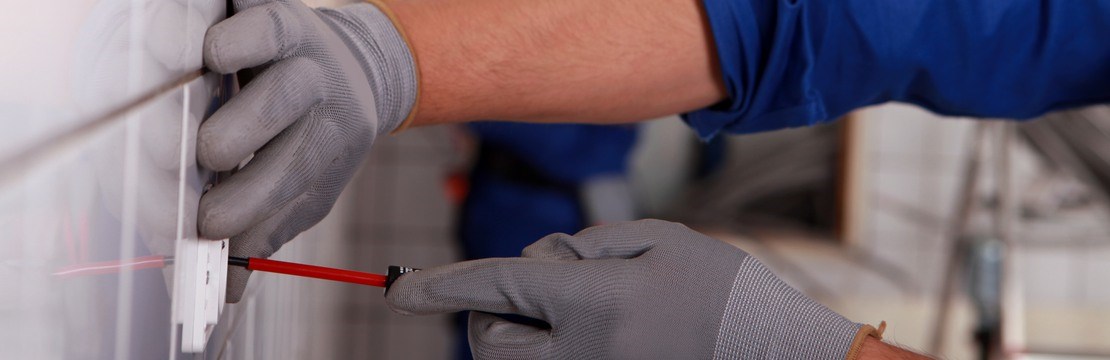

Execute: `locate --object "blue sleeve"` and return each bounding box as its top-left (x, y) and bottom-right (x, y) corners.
top-left (468, 122), bottom-right (637, 183)
top-left (684, 0), bottom-right (1110, 138)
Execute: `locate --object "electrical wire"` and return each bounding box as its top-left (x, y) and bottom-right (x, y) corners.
top-left (52, 255), bottom-right (171, 277)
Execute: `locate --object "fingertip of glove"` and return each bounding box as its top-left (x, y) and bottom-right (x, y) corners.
top-left (202, 26), bottom-right (235, 74)
top-left (202, 15), bottom-right (266, 75)
top-left (384, 271), bottom-right (454, 317)
top-left (383, 277), bottom-right (421, 315)
top-left (196, 194), bottom-right (242, 240)
top-left (195, 123), bottom-right (241, 172)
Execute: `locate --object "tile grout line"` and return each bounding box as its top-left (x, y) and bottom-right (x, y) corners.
top-left (0, 69), bottom-right (208, 188)
top-left (170, 0), bottom-right (205, 355)
top-left (114, 1), bottom-right (147, 356)
top-left (168, 77), bottom-right (192, 360)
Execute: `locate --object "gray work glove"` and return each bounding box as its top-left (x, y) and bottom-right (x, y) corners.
top-left (387, 220), bottom-right (882, 360)
top-left (199, 0), bottom-right (418, 302)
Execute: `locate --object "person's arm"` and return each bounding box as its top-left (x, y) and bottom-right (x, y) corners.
top-left (199, 0), bottom-right (1109, 301)
top-left (861, 337), bottom-right (932, 360)
top-left (387, 0), bottom-right (1110, 135)
top-left (388, 0), bottom-right (727, 126)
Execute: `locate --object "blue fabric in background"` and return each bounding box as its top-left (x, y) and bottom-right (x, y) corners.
top-left (459, 123), bottom-right (638, 260)
top-left (459, 172), bottom-right (585, 259)
top-left (686, 0), bottom-right (1110, 138)
top-left (467, 122), bottom-right (638, 184)
top-left (454, 122), bottom-right (638, 360)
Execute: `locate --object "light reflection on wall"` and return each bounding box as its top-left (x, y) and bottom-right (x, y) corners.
top-left (0, 1), bottom-right (222, 358)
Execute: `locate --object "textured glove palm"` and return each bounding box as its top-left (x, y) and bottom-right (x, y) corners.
top-left (387, 220), bottom-right (865, 359)
top-left (199, 0), bottom-right (416, 302)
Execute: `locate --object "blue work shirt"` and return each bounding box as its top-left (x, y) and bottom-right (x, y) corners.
top-left (686, 0), bottom-right (1110, 138)
top-left (467, 122), bottom-right (637, 184)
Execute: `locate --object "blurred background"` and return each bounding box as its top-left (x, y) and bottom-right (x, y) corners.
top-left (1, 0), bottom-right (1108, 359)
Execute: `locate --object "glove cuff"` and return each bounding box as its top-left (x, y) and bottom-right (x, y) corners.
top-left (324, 2), bottom-right (420, 135)
top-left (844, 321), bottom-right (886, 360)
top-left (712, 257), bottom-right (864, 359)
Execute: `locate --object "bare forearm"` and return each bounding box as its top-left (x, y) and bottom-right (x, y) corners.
top-left (388, 0), bottom-right (726, 126)
top-left (860, 337), bottom-right (932, 360)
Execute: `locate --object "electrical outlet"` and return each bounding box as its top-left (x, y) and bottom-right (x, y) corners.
top-left (172, 60), bottom-right (233, 354)
top-left (174, 236), bottom-right (228, 353)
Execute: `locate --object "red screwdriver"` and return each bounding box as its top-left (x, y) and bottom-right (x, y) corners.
top-left (228, 256), bottom-right (417, 290)
top-left (54, 256), bottom-right (418, 291)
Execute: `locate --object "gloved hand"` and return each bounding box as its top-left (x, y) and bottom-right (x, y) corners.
top-left (199, 0), bottom-right (418, 302)
top-left (387, 220), bottom-right (883, 360)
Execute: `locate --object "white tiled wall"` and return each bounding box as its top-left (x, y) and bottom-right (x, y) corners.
top-left (1, 1), bottom-right (220, 358)
top-left (0, 1), bottom-right (351, 358)
top-left (337, 127), bottom-right (464, 359)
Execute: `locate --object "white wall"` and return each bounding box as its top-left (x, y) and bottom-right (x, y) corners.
top-left (0, 1), bottom-right (352, 358)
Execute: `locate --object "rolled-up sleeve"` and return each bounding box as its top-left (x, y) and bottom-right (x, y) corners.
top-left (684, 0), bottom-right (1110, 138)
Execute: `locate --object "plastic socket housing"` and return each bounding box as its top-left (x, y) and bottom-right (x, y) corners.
top-left (174, 237), bottom-right (228, 353)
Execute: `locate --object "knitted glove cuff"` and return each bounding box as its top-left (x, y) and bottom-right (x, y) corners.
top-left (712, 257), bottom-right (865, 359)
top-left (324, 2), bottom-right (419, 134)
top-left (844, 321), bottom-right (886, 360)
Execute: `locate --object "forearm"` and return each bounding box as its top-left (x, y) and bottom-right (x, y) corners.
top-left (387, 0), bottom-right (726, 126)
top-left (859, 337), bottom-right (932, 360)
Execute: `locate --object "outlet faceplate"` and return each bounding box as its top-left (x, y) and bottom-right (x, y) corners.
top-left (174, 237), bottom-right (228, 353)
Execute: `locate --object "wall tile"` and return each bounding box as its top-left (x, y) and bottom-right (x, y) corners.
top-left (1081, 247), bottom-right (1110, 303)
top-left (1020, 247), bottom-right (1078, 305)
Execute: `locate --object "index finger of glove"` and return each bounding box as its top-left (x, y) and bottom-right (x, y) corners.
top-left (385, 258), bottom-right (577, 324)
top-left (204, 2), bottom-right (301, 74)
top-left (197, 119), bottom-right (342, 239)
top-left (197, 57), bottom-right (323, 171)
